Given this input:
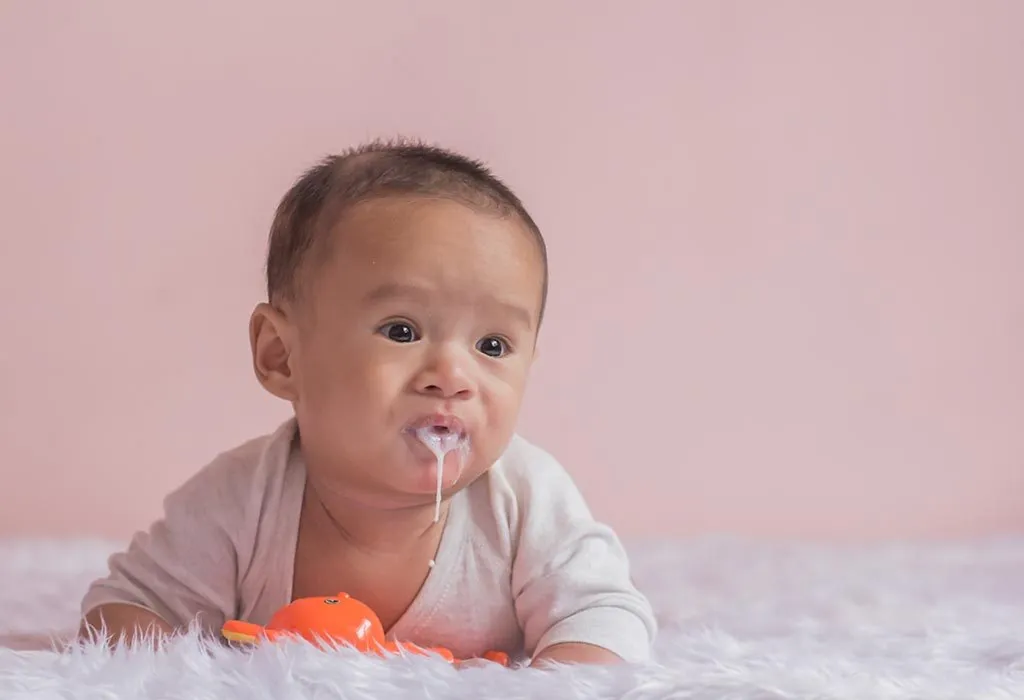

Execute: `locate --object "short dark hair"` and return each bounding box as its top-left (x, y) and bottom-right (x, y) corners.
top-left (265, 138), bottom-right (548, 320)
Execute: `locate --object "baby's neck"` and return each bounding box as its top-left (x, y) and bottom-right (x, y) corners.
top-left (304, 476), bottom-right (447, 555)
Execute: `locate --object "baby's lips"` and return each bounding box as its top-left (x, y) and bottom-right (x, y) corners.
top-left (408, 413), bottom-right (467, 437)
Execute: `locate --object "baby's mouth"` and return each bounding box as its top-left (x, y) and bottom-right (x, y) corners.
top-left (405, 416), bottom-right (471, 460)
top-left (408, 415), bottom-right (466, 439)
top-left (415, 426), bottom-right (465, 453)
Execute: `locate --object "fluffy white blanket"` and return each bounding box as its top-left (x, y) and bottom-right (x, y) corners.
top-left (2, 536), bottom-right (1024, 699)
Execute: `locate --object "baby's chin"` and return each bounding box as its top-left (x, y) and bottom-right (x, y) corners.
top-left (403, 446), bottom-right (469, 494)
top-left (307, 432), bottom-right (492, 502)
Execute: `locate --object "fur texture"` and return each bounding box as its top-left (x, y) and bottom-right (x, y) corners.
top-left (3, 536), bottom-right (1024, 698)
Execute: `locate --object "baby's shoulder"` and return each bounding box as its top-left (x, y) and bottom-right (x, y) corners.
top-left (470, 434), bottom-right (586, 528)
top-left (486, 434), bottom-right (569, 490)
top-left (163, 419), bottom-right (298, 520)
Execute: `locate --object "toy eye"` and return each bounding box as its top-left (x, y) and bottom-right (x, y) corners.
top-left (324, 598), bottom-right (339, 605)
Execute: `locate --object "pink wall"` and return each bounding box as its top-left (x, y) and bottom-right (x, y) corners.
top-left (2, 1), bottom-right (1022, 541)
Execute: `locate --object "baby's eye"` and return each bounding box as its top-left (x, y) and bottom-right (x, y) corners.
top-left (378, 322), bottom-right (419, 343)
top-left (476, 336), bottom-right (510, 358)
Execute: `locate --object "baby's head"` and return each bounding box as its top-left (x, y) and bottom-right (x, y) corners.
top-left (249, 140), bottom-right (547, 508)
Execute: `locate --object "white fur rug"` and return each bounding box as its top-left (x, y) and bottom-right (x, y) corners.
top-left (3, 536), bottom-right (1024, 698)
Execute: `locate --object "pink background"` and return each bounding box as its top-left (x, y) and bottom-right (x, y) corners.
top-left (2, 2), bottom-right (1021, 541)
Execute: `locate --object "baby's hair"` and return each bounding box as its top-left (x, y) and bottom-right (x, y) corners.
top-left (265, 138), bottom-right (548, 320)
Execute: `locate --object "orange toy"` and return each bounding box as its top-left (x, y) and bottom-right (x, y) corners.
top-left (221, 592), bottom-right (509, 667)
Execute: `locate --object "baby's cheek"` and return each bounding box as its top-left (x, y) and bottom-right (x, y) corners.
top-left (471, 429), bottom-right (516, 478)
top-left (484, 384), bottom-right (527, 433)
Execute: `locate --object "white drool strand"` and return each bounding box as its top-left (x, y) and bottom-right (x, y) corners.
top-left (415, 428), bottom-right (462, 524)
top-left (415, 428), bottom-right (469, 570)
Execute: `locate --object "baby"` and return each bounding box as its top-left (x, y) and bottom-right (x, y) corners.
top-left (79, 140), bottom-right (656, 666)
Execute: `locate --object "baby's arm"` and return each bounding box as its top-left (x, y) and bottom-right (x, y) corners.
top-left (79, 458), bottom-right (244, 644)
top-left (508, 447), bottom-right (657, 666)
top-left (532, 641), bottom-right (623, 666)
top-left (79, 604), bottom-right (173, 644)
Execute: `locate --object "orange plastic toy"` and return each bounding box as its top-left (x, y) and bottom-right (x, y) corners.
top-left (221, 592), bottom-right (509, 667)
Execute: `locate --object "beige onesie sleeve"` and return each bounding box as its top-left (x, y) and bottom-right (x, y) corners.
top-left (81, 453), bottom-right (250, 635)
top-left (506, 443), bottom-right (657, 663)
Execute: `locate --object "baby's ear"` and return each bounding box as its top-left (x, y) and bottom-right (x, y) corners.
top-left (249, 302), bottom-right (299, 402)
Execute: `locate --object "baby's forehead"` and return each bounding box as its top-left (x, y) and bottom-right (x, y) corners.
top-left (291, 196), bottom-right (547, 325)
top-left (328, 197), bottom-right (541, 262)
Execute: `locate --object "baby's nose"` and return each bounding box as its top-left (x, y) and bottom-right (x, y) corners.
top-left (417, 354), bottom-right (475, 399)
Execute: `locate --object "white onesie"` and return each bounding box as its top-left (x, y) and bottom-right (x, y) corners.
top-left (81, 419), bottom-right (657, 663)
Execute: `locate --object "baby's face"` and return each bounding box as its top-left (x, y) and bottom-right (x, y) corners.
top-left (287, 197), bottom-right (544, 506)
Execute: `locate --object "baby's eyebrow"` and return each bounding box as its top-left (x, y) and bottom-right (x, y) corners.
top-left (487, 300), bottom-right (534, 332)
top-left (363, 282), bottom-right (429, 304)
top-left (363, 282), bottom-right (534, 330)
